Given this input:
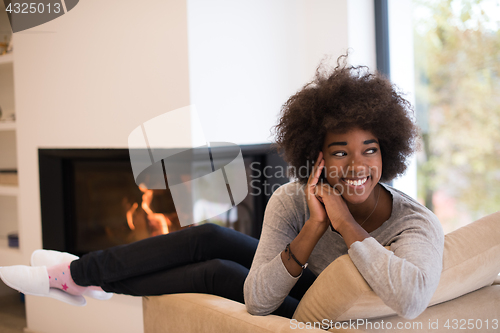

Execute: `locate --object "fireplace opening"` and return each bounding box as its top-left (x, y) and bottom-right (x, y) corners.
top-left (72, 159), bottom-right (179, 252)
top-left (39, 145), bottom-right (288, 256)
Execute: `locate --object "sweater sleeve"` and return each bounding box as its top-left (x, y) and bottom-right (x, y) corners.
top-left (243, 189), bottom-right (302, 315)
top-left (347, 218), bottom-right (444, 319)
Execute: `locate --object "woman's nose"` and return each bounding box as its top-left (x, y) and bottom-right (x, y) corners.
top-left (345, 155), bottom-right (367, 177)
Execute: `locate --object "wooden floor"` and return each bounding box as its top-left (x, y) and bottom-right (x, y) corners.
top-left (0, 294), bottom-right (27, 333)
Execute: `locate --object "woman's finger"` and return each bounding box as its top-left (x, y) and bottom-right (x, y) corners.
top-left (307, 152), bottom-right (324, 202)
top-left (308, 152), bottom-right (322, 180)
top-left (316, 183), bottom-right (340, 201)
top-left (308, 152), bottom-right (324, 186)
top-left (312, 159), bottom-right (324, 187)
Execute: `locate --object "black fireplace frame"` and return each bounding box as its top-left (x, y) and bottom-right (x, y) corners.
top-left (39, 144), bottom-right (288, 255)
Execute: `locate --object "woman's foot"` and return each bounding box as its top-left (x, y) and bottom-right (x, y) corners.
top-left (47, 262), bottom-right (87, 296)
top-left (0, 248), bottom-right (115, 306)
top-left (31, 249), bottom-right (113, 301)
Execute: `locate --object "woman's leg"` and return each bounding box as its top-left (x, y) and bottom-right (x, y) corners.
top-left (288, 267), bottom-right (316, 301)
top-left (95, 256), bottom-right (315, 319)
top-left (0, 222), bottom-right (314, 316)
top-left (71, 221), bottom-right (315, 318)
top-left (70, 223), bottom-right (258, 288)
top-left (100, 258), bottom-right (247, 299)
top-left (272, 268), bottom-right (317, 318)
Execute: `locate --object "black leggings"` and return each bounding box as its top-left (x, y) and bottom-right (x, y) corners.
top-left (70, 223), bottom-right (316, 318)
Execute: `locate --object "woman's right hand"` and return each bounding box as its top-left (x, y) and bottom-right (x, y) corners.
top-left (305, 151), bottom-right (330, 231)
top-left (279, 151), bottom-right (330, 277)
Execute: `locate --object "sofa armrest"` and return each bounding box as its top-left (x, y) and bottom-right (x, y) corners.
top-left (359, 285), bottom-right (500, 333)
top-left (143, 293), bottom-right (360, 333)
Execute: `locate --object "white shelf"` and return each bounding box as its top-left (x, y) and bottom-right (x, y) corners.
top-left (0, 185), bottom-right (18, 196)
top-left (0, 45), bottom-right (18, 268)
top-left (0, 245), bottom-right (23, 266)
top-left (0, 53), bottom-right (13, 65)
top-left (0, 121), bottom-right (16, 131)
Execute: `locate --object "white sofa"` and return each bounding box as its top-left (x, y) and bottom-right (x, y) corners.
top-left (143, 211), bottom-right (500, 333)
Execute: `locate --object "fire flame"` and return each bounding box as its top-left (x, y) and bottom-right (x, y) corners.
top-left (139, 184), bottom-right (170, 235)
top-left (126, 202), bottom-right (139, 230)
top-left (124, 183), bottom-right (188, 239)
top-left (125, 184), bottom-right (170, 235)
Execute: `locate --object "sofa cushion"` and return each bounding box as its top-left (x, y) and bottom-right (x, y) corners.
top-left (293, 211), bottom-right (500, 323)
top-left (332, 285), bottom-right (500, 333)
top-left (143, 293), bottom-right (333, 333)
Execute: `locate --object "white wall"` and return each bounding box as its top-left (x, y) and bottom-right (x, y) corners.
top-left (187, 0), bottom-right (376, 145)
top-left (347, 0), bottom-right (376, 70)
top-left (14, 0), bottom-right (190, 332)
top-left (187, 0), bottom-right (350, 145)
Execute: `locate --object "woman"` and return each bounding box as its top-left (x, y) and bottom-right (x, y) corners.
top-left (0, 56), bottom-right (444, 320)
top-left (244, 58), bottom-right (444, 319)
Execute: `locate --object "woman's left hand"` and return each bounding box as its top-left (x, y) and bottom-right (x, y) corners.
top-left (315, 184), bottom-right (356, 232)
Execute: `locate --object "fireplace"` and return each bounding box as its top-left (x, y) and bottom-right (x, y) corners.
top-left (39, 145), bottom-right (288, 256)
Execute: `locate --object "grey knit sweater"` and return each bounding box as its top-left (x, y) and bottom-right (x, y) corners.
top-left (244, 181), bottom-right (444, 319)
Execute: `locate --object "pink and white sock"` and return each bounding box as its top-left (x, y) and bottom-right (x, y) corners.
top-left (46, 262), bottom-right (92, 296)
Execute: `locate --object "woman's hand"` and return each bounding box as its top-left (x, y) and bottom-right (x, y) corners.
top-left (305, 152), bottom-right (330, 232)
top-left (315, 183), bottom-right (356, 232)
top-left (279, 151), bottom-right (331, 278)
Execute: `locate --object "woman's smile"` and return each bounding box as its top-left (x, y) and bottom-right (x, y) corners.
top-left (341, 176), bottom-right (369, 187)
top-left (339, 175), bottom-right (372, 198)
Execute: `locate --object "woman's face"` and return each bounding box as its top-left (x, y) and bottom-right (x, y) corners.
top-left (321, 127), bottom-right (382, 205)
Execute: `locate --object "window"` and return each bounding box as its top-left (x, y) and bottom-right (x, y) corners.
top-left (412, 0), bottom-right (500, 233)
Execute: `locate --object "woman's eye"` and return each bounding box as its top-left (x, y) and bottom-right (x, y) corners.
top-left (332, 148), bottom-right (377, 157)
